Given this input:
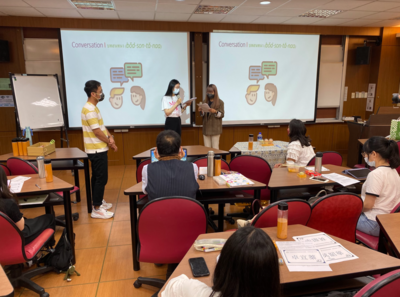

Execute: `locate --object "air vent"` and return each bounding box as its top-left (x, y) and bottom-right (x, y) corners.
top-left (299, 9), bottom-right (343, 18)
top-left (69, 0), bottom-right (115, 10)
top-left (194, 5), bottom-right (236, 15)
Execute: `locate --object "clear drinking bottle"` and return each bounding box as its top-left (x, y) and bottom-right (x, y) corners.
top-left (277, 202), bottom-right (288, 239)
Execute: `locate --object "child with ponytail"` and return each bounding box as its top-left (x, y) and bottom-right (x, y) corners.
top-left (357, 136), bottom-right (400, 236)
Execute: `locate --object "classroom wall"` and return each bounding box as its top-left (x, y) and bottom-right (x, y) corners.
top-left (0, 17), bottom-right (396, 165)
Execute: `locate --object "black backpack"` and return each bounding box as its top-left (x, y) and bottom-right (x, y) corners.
top-left (44, 228), bottom-right (74, 271)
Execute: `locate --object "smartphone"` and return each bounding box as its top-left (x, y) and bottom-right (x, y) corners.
top-left (150, 148), bottom-right (187, 163)
top-left (189, 257), bottom-right (210, 277)
top-left (310, 176), bottom-right (329, 183)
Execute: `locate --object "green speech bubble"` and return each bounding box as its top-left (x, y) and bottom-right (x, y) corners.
top-left (261, 61), bottom-right (277, 79)
top-left (124, 62), bottom-right (143, 81)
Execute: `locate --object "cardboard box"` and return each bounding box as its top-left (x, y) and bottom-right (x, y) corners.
top-left (27, 142), bottom-right (55, 156)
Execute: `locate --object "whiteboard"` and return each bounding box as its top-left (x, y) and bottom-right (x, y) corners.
top-left (11, 75), bottom-right (65, 130)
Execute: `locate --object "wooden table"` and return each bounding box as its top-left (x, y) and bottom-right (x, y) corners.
top-left (377, 213), bottom-right (400, 259)
top-left (0, 265), bottom-right (13, 297)
top-left (268, 164), bottom-right (362, 203)
top-left (159, 225), bottom-right (400, 296)
top-left (0, 148), bottom-right (93, 213)
top-left (358, 139), bottom-right (368, 146)
top-left (124, 175), bottom-right (266, 271)
top-left (7, 174), bottom-right (76, 264)
top-left (132, 145), bottom-right (229, 166)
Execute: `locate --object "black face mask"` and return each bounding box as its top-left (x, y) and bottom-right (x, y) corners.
top-left (207, 94), bottom-right (214, 99)
top-left (98, 93), bottom-right (105, 102)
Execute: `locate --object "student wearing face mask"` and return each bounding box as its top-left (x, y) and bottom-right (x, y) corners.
top-left (81, 80), bottom-right (118, 219)
top-left (198, 84), bottom-right (224, 149)
top-left (356, 136), bottom-right (400, 236)
top-left (162, 79), bottom-right (187, 136)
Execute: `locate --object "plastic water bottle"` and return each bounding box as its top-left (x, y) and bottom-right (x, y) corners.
top-left (257, 132), bottom-right (263, 142)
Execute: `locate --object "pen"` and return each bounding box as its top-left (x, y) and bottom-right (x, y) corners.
top-left (35, 184), bottom-right (41, 189)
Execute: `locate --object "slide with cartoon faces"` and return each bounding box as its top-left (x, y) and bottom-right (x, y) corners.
top-left (246, 62), bottom-right (278, 106)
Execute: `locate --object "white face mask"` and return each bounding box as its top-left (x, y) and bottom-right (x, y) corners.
top-left (173, 88), bottom-right (180, 95)
top-left (364, 156), bottom-right (376, 167)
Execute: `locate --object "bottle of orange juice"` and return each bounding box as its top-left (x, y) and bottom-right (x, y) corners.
top-left (277, 202), bottom-right (288, 239)
top-left (248, 134), bottom-right (254, 150)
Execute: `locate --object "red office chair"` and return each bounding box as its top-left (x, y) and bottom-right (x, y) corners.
top-left (227, 155), bottom-right (272, 219)
top-left (322, 151), bottom-right (343, 166)
top-left (192, 156), bottom-right (230, 171)
top-left (1, 164), bottom-right (11, 176)
top-left (6, 157), bottom-right (79, 225)
top-left (307, 157), bottom-right (315, 166)
top-left (134, 197), bottom-right (207, 296)
top-left (252, 199), bottom-right (311, 228)
top-left (0, 212), bottom-right (54, 297)
top-left (136, 158), bottom-right (151, 201)
top-left (307, 193), bottom-right (363, 243)
top-left (356, 201), bottom-right (400, 251)
top-left (353, 269), bottom-right (400, 297)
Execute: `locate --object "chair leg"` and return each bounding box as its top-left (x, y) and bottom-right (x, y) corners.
top-left (133, 263), bottom-right (176, 291)
top-left (8, 265), bottom-right (54, 297)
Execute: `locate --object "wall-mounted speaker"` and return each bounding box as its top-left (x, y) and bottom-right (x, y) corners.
top-left (355, 46), bottom-right (370, 65)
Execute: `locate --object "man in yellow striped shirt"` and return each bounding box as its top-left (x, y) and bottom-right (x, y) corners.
top-left (82, 80), bottom-right (117, 219)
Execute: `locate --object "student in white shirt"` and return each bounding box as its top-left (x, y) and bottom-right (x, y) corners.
top-left (274, 119), bottom-right (315, 168)
top-left (357, 136), bottom-right (400, 236)
top-left (162, 226), bottom-right (281, 297)
top-left (162, 79), bottom-right (187, 136)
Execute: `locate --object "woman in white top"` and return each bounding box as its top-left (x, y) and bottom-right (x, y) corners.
top-left (274, 119), bottom-right (315, 168)
top-left (162, 79), bottom-right (187, 136)
top-left (161, 226), bottom-right (281, 297)
top-left (357, 136), bottom-right (400, 236)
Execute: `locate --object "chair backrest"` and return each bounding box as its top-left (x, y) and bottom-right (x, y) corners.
top-left (307, 193), bottom-right (363, 243)
top-left (353, 269), bottom-right (400, 297)
top-left (397, 142), bottom-right (400, 174)
top-left (0, 212), bottom-right (26, 266)
top-left (137, 197), bottom-right (207, 264)
top-left (252, 199), bottom-right (311, 228)
top-left (192, 156), bottom-right (230, 171)
top-left (6, 157), bottom-right (38, 175)
top-left (229, 155), bottom-right (272, 201)
top-left (136, 158), bottom-right (151, 183)
top-left (0, 164), bottom-right (11, 176)
top-left (391, 201), bottom-right (400, 214)
top-left (322, 151), bottom-right (343, 166)
top-left (307, 157), bottom-right (315, 166)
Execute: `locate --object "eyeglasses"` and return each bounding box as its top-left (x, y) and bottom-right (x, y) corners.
top-left (361, 152), bottom-right (367, 158)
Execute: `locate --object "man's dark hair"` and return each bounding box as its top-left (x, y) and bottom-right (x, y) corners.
top-left (156, 130), bottom-right (181, 157)
top-left (84, 80), bottom-right (101, 98)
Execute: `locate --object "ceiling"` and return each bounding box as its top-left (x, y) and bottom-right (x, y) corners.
top-left (1, 0), bottom-right (400, 27)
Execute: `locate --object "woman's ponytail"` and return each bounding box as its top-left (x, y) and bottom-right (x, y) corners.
top-left (387, 140), bottom-right (400, 169)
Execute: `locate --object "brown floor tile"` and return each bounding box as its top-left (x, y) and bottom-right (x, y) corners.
top-left (98, 279), bottom-right (163, 297)
top-left (113, 202), bottom-right (131, 222)
top-left (19, 283), bottom-right (98, 297)
top-left (101, 245), bottom-right (167, 282)
top-left (74, 222), bottom-right (112, 249)
top-left (32, 247), bottom-right (106, 288)
top-left (108, 221), bottom-right (131, 246)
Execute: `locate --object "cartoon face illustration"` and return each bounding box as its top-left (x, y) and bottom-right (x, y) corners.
top-left (109, 88), bottom-right (124, 109)
top-left (264, 83), bottom-right (278, 106)
top-left (245, 85), bottom-right (260, 105)
top-left (130, 86), bottom-right (146, 110)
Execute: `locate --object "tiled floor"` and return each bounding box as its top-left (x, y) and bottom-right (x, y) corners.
top-left (15, 165), bottom-right (239, 297)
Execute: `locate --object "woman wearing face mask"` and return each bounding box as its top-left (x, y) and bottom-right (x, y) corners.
top-left (198, 84), bottom-right (224, 149)
top-left (162, 79), bottom-right (187, 136)
top-left (356, 136), bottom-right (400, 236)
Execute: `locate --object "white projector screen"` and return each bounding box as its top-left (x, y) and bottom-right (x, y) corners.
top-left (209, 33), bottom-right (320, 125)
top-left (60, 30), bottom-right (190, 128)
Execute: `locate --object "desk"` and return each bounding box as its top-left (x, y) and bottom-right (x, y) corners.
top-left (159, 225), bottom-right (400, 296)
top-left (358, 139), bottom-right (367, 146)
top-left (0, 148), bottom-right (92, 213)
top-left (124, 176), bottom-right (266, 271)
top-left (268, 164), bottom-right (361, 203)
top-left (377, 213), bottom-right (400, 259)
top-left (132, 145), bottom-right (229, 166)
top-left (0, 265), bottom-right (13, 297)
top-left (7, 174), bottom-right (76, 264)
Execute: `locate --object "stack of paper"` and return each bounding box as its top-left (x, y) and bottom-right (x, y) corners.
top-left (19, 195), bottom-right (48, 205)
top-left (9, 176), bottom-right (31, 193)
top-left (219, 173), bottom-right (254, 187)
top-left (276, 233), bottom-right (358, 272)
top-left (321, 173), bottom-right (360, 187)
top-left (305, 166), bottom-right (330, 172)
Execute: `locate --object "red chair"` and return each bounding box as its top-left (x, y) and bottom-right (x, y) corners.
top-left (252, 199), bottom-right (311, 228)
top-left (192, 156), bottom-right (230, 171)
top-left (307, 157), bottom-right (315, 166)
top-left (322, 151), bottom-right (343, 166)
top-left (133, 197), bottom-right (207, 294)
top-left (0, 164), bottom-right (11, 176)
top-left (307, 193), bottom-right (363, 243)
top-left (353, 269), bottom-right (400, 297)
top-left (356, 201), bottom-right (400, 251)
top-left (7, 157), bottom-right (79, 224)
top-left (0, 211), bottom-right (54, 297)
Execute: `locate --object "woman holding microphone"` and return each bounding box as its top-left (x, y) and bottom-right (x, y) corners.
top-left (198, 84), bottom-right (224, 149)
top-left (162, 79), bottom-right (187, 136)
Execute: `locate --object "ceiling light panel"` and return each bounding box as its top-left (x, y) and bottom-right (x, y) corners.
top-left (70, 0), bottom-right (115, 10)
top-left (194, 5), bottom-right (235, 14)
top-left (300, 9), bottom-right (343, 18)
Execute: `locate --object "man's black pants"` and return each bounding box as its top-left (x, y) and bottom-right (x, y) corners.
top-left (88, 151), bottom-right (108, 207)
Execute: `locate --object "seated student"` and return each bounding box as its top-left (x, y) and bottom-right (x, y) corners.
top-left (275, 119), bottom-right (315, 168)
top-left (0, 167), bottom-right (56, 245)
top-left (357, 136), bottom-right (400, 236)
top-left (162, 226), bottom-right (281, 297)
top-left (142, 130), bottom-right (199, 200)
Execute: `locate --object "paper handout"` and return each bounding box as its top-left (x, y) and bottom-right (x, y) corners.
top-left (198, 103), bottom-right (211, 113)
top-left (182, 97), bottom-right (197, 107)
